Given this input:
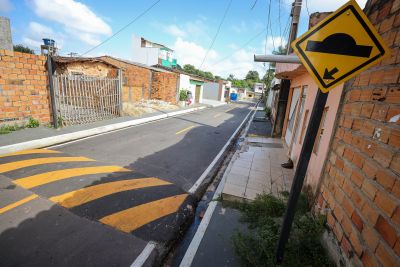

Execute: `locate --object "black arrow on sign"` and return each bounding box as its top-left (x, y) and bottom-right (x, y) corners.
top-left (323, 67), bottom-right (339, 80)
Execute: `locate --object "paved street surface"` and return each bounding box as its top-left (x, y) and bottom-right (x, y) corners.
top-left (0, 103), bottom-right (253, 266)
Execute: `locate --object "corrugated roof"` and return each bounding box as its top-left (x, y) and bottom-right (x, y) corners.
top-left (99, 56), bottom-right (172, 73)
top-left (53, 56), bottom-right (119, 68)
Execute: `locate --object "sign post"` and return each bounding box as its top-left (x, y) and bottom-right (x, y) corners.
top-left (275, 0), bottom-right (389, 263)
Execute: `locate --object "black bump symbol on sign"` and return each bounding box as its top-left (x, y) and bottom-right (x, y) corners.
top-left (306, 33), bottom-right (373, 58)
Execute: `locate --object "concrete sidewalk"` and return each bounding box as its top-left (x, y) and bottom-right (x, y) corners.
top-left (179, 106), bottom-right (294, 267)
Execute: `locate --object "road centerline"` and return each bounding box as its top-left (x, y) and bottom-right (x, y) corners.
top-left (175, 125), bottom-right (196, 135)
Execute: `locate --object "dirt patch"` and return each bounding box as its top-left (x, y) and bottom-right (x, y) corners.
top-left (123, 100), bottom-right (179, 117)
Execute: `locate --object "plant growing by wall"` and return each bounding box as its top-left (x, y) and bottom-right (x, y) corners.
top-left (26, 117), bottom-right (40, 128)
top-left (179, 89), bottom-right (189, 101)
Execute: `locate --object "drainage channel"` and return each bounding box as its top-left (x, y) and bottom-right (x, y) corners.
top-left (162, 105), bottom-right (258, 267)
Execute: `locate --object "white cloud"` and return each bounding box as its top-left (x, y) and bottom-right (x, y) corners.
top-left (30, 0), bottom-right (111, 45)
top-left (284, 0), bottom-right (367, 13)
top-left (172, 36), bottom-right (275, 79)
top-left (22, 22), bottom-right (65, 50)
top-left (0, 0), bottom-right (11, 12)
top-left (164, 24), bottom-right (186, 38)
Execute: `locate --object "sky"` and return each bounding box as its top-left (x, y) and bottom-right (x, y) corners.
top-left (0, 0), bottom-right (367, 79)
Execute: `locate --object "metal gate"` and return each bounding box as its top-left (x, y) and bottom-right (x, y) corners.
top-left (53, 74), bottom-right (122, 126)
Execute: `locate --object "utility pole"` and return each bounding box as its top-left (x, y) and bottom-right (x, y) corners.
top-left (287, 0), bottom-right (302, 54)
top-left (271, 0), bottom-right (302, 137)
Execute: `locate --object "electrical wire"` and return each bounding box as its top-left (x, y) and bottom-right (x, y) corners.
top-left (251, 0), bottom-right (258, 10)
top-left (199, 0), bottom-right (233, 69)
top-left (305, 0), bottom-right (311, 18)
top-left (81, 0), bottom-right (162, 56)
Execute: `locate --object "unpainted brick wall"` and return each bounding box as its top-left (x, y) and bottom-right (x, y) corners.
top-left (0, 50), bottom-right (51, 125)
top-left (100, 56), bottom-right (151, 102)
top-left (151, 71), bottom-right (178, 103)
top-left (314, 0), bottom-right (400, 266)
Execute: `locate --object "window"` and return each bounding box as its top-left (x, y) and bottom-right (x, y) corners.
top-left (313, 107), bottom-right (329, 154)
top-left (299, 109), bottom-right (309, 144)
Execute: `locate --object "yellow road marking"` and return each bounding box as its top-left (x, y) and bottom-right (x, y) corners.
top-left (213, 113), bottom-right (222, 118)
top-left (0, 194), bottom-right (38, 215)
top-left (14, 166), bottom-right (130, 189)
top-left (0, 156), bottom-right (95, 173)
top-left (225, 107), bottom-right (236, 113)
top-left (50, 178), bottom-right (171, 208)
top-left (0, 149), bottom-right (61, 158)
top-left (100, 193), bottom-right (188, 233)
top-left (175, 125), bottom-right (195, 135)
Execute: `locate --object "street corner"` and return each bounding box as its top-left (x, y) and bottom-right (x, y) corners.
top-left (0, 148), bottom-right (196, 245)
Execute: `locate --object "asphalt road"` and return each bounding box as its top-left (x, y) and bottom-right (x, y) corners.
top-left (0, 102), bottom-right (253, 266)
top-left (56, 102), bottom-right (253, 191)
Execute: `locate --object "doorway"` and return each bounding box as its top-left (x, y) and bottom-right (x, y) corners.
top-left (195, 85), bottom-right (201, 103)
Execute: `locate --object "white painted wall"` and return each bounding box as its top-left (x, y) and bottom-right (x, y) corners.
top-left (178, 74), bottom-right (203, 105)
top-left (203, 82), bottom-right (221, 101)
top-left (132, 36), bottom-right (159, 66)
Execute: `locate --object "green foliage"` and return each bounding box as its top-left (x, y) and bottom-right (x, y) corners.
top-left (0, 124), bottom-right (25, 134)
top-left (245, 70), bottom-right (260, 83)
top-left (13, 44), bottom-right (35, 54)
top-left (182, 64), bottom-right (218, 81)
top-left (263, 69), bottom-right (275, 89)
top-left (227, 74), bottom-right (235, 81)
top-left (26, 117), bottom-right (39, 128)
top-left (264, 107), bottom-right (271, 118)
top-left (229, 193), bottom-right (333, 267)
top-left (179, 90), bottom-right (189, 101)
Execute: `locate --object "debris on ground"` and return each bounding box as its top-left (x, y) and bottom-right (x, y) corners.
top-left (123, 100), bottom-right (179, 117)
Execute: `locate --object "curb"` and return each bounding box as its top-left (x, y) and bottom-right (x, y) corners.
top-left (0, 106), bottom-right (206, 155)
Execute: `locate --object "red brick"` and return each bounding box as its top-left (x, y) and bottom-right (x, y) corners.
top-left (327, 211), bottom-right (335, 227)
top-left (352, 153), bottom-right (365, 169)
top-left (352, 118), bottom-right (364, 131)
top-left (362, 226), bottom-right (380, 252)
top-left (383, 67), bottom-right (400, 84)
top-left (361, 121), bottom-right (376, 137)
top-left (342, 179), bottom-right (354, 197)
top-left (351, 103), bottom-right (362, 116)
top-left (335, 158), bottom-right (344, 170)
top-left (389, 153), bottom-right (400, 175)
top-left (361, 103), bottom-right (375, 118)
top-left (376, 242), bottom-right (398, 267)
top-left (370, 70), bottom-right (384, 84)
top-left (341, 236), bottom-right (353, 257)
top-left (349, 231), bottom-right (363, 257)
top-left (376, 169), bottom-right (396, 191)
top-left (351, 190), bottom-right (365, 208)
top-left (389, 128), bottom-right (400, 148)
top-left (362, 202), bottom-right (379, 225)
top-left (386, 87), bottom-right (400, 103)
top-left (361, 250), bottom-right (378, 267)
top-left (394, 239), bottom-right (400, 257)
top-left (392, 0), bottom-right (400, 13)
top-left (375, 190), bottom-right (397, 217)
top-left (359, 89), bottom-right (373, 101)
top-left (351, 211), bottom-right (364, 232)
top-left (380, 14), bottom-right (395, 33)
top-left (375, 215), bottom-right (397, 247)
top-left (371, 104), bottom-right (389, 121)
top-left (333, 205), bottom-right (344, 222)
top-left (351, 170), bottom-right (364, 188)
top-left (386, 106), bottom-right (400, 124)
top-left (349, 90), bottom-right (361, 101)
top-left (342, 196), bottom-right (354, 215)
top-left (362, 160), bottom-right (379, 179)
top-left (361, 179), bottom-right (378, 200)
top-left (373, 146), bottom-right (394, 167)
top-left (344, 147), bottom-right (355, 162)
top-left (343, 131), bottom-right (353, 144)
top-left (343, 116), bottom-right (353, 128)
top-left (392, 180), bottom-right (400, 198)
top-left (333, 222), bottom-right (344, 242)
top-left (362, 140), bottom-right (377, 157)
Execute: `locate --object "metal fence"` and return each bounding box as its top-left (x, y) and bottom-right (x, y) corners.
top-left (53, 74), bottom-right (122, 126)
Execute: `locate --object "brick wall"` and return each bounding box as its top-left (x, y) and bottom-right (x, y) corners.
top-left (151, 71), bottom-right (178, 103)
top-left (0, 50), bottom-right (51, 125)
top-left (314, 0), bottom-right (400, 266)
top-left (100, 56), bottom-right (152, 102)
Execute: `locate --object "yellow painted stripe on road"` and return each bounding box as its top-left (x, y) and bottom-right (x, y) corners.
top-left (225, 107), bottom-right (236, 113)
top-left (0, 156), bottom-right (95, 173)
top-left (14, 166), bottom-right (130, 189)
top-left (50, 178), bottom-right (171, 208)
top-left (100, 193), bottom-right (188, 233)
top-left (0, 194), bottom-right (38, 215)
top-left (0, 149), bottom-right (61, 158)
top-left (175, 125), bottom-right (195, 135)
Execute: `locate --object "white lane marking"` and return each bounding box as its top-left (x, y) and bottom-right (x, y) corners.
top-left (130, 241), bottom-right (157, 267)
top-left (188, 103), bottom-right (256, 194)
top-left (180, 102), bottom-right (259, 267)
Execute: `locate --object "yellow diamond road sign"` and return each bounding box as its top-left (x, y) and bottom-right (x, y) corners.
top-left (292, 0), bottom-right (389, 93)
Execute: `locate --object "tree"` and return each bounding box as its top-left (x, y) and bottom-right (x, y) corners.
top-left (262, 69), bottom-right (275, 89)
top-left (245, 70), bottom-right (260, 82)
top-left (13, 44), bottom-right (35, 54)
top-left (270, 45), bottom-right (287, 68)
top-left (183, 64), bottom-right (197, 74)
top-left (227, 74), bottom-right (235, 81)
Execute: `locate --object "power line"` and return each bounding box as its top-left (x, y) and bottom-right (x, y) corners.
top-left (199, 0), bottom-right (233, 69)
top-left (211, 27), bottom-right (266, 67)
top-left (251, 0), bottom-right (258, 10)
top-left (81, 0), bottom-right (162, 56)
top-left (305, 0), bottom-right (311, 18)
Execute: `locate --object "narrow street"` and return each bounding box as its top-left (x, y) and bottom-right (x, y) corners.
top-left (0, 102), bottom-right (254, 266)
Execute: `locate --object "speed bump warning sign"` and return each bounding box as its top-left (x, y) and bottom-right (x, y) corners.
top-left (292, 0), bottom-right (389, 93)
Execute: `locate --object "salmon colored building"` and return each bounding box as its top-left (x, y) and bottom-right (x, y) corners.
top-left (275, 62), bottom-right (344, 195)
